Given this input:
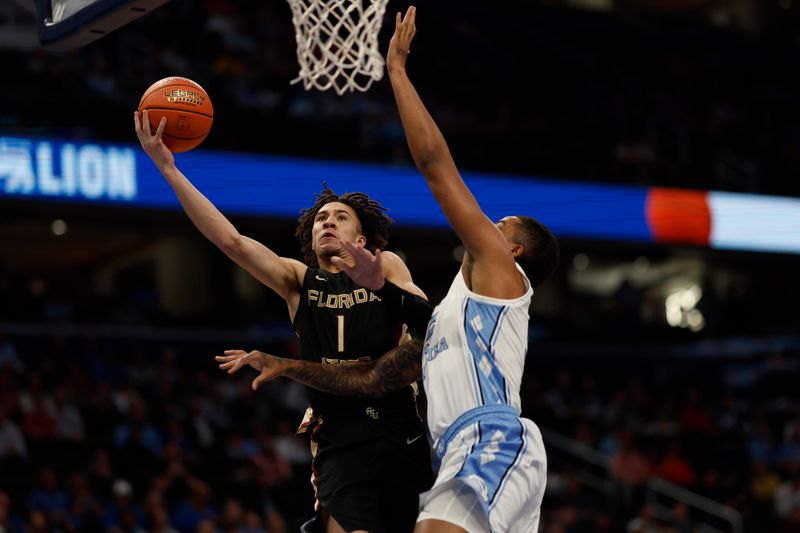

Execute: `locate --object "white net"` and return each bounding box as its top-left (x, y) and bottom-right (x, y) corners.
top-left (286, 0), bottom-right (390, 95)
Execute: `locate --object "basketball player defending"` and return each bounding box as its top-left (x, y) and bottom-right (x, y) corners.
top-left (216, 7), bottom-right (560, 533)
top-left (386, 10), bottom-right (558, 531)
top-left (133, 114), bottom-right (434, 533)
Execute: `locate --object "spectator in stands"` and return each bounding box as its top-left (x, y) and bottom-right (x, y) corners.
top-left (0, 490), bottom-right (26, 532)
top-left (52, 384), bottom-right (86, 442)
top-left (22, 393), bottom-right (58, 441)
top-left (26, 510), bottom-right (49, 533)
top-left (775, 467), bottom-right (800, 520)
top-left (170, 480), bottom-right (217, 533)
top-left (777, 423), bottom-right (800, 470)
top-left (0, 334), bottom-right (23, 374)
top-left (0, 405), bottom-right (27, 459)
top-left (272, 416), bottom-right (311, 466)
top-left (65, 472), bottom-right (105, 531)
top-left (625, 504), bottom-right (661, 533)
top-left (251, 430), bottom-right (292, 489)
top-left (750, 460), bottom-right (781, 520)
top-left (696, 467), bottom-right (724, 503)
top-left (144, 501), bottom-right (180, 533)
top-left (86, 447), bottom-right (115, 500)
top-left (679, 386), bottom-right (711, 435)
top-left (609, 428), bottom-right (652, 511)
top-left (749, 419), bottom-right (779, 466)
top-left (104, 478), bottom-right (146, 531)
top-left (217, 498), bottom-right (272, 533)
top-left (669, 501), bottom-right (696, 533)
top-left (28, 466), bottom-right (69, 530)
top-left (609, 429), bottom-right (652, 487)
top-left (113, 398), bottom-right (163, 460)
top-left (654, 439), bottom-right (697, 488)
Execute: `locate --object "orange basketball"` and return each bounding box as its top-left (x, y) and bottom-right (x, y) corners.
top-left (138, 76), bottom-right (213, 153)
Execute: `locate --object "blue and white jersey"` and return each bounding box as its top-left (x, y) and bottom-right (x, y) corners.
top-left (422, 263), bottom-right (533, 444)
top-left (418, 264), bottom-right (545, 533)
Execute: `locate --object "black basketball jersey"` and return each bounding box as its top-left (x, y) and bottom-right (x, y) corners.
top-left (293, 267), bottom-right (417, 419)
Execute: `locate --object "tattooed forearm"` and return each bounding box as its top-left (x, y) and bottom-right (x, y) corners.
top-left (282, 339), bottom-right (423, 398)
top-left (371, 339), bottom-right (423, 396)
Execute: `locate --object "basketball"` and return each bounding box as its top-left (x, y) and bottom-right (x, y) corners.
top-left (138, 76), bottom-right (213, 153)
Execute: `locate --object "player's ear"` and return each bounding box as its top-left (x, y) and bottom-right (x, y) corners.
top-left (510, 243), bottom-right (523, 258)
top-left (356, 235), bottom-right (367, 247)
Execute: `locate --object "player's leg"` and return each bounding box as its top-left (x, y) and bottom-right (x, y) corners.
top-left (314, 440), bottom-right (383, 533)
top-left (486, 418), bottom-right (547, 533)
top-left (377, 418), bottom-right (434, 533)
top-left (416, 479), bottom-right (491, 533)
top-left (416, 416), bottom-right (546, 533)
top-left (310, 417), bottom-right (384, 533)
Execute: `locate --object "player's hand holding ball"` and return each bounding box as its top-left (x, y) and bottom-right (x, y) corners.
top-left (134, 109), bottom-right (175, 171)
top-left (134, 77), bottom-right (213, 165)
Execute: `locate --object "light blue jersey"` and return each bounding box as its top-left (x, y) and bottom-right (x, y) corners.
top-left (418, 265), bottom-right (547, 533)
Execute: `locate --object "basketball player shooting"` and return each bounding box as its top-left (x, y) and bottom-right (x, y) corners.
top-left (133, 109), bottom-right (435, 533)
top-left (217, 6), bottom-right (560, 533)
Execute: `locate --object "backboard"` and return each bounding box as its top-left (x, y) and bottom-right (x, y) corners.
top-left (35, 0), bottom-right (171, 51)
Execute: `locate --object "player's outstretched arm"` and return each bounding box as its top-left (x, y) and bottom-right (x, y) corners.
top-left (215, 340), bottom-right (423, 398)
top-left (386, 8), bottom-right (519, 293)
top-left (134, 111), bottom-right (303, 303)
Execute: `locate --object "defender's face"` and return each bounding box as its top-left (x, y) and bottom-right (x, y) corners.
top-left (495, 216), bottom-right (521, 244)
top-left (311, 202), bottom-right (365, 256)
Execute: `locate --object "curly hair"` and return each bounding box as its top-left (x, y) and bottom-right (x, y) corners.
top-left (295, 184), bottom-right (393, 267)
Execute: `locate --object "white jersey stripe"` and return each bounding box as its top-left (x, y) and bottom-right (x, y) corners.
top-left (460, 298), bottom-right (483, 406)
top-left (489, 304), bottom-right (510, 347)
top-left (489, 419), bottom-right (527, 510)
top-left (492, 305), bottom-right (512, 403)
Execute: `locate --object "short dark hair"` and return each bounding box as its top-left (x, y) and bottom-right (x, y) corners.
top-left (513, 215), bottom-right (560, 289)
top-left (295, 184), bottom-right (393, 267)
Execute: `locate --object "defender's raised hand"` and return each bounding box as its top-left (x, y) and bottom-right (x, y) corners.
top-left (215, 349), bottom-right (288, 391)
top-left (134, 110), bottom-right (174, 170)
top-left (387, 6), bottom-right (416, 73)
top-left (331, 240), bottom-right (386, 291)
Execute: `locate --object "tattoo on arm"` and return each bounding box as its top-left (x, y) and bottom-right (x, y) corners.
top-left (282, 339), bottom-right (423, 398)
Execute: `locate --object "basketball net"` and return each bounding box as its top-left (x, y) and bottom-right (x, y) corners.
top-left (286, 0), bottom-right (389, 95)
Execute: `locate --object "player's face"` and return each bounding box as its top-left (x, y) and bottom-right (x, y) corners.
top-left (311, 202), bottom-right (365, 256)
top-left (495, 216), bottom-right (523, 253)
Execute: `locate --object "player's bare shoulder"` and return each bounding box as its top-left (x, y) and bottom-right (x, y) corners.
top-left (379, 250), bottom-right (404, 270)
top-left (283, 257), bottom-right (309, 287)
top-left (381, 251), bottom-right (428, 299)
top-left (282, 258), bottom-right (308, 320)
top-left (465, 243), bottom-right (526, 299)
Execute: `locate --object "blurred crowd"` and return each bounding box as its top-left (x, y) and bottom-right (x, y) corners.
top-left (0, 332), bottom-right (313, 533)
top-left (2, 0), bottom-right (800, 197)
top-left (531, 352), bottom-right (800, 532)
top-left (2, 330), bottom-right (800, 532)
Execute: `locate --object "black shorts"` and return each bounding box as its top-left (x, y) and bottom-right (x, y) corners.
top-left (310, 413), bottom-right (433, 533)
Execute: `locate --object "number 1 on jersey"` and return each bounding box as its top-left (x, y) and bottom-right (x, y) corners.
top-left (337, 314), bottom-right (345, 352)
